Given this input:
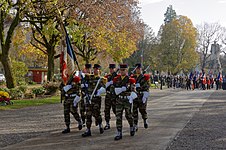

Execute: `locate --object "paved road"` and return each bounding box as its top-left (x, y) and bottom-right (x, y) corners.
top-left (1, 89), bottom-right (215, 150)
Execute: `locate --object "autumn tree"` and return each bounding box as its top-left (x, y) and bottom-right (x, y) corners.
top-left (0, 0), bottom-right (30, 88)
top-left (62, 0), bottom-right (143, 64)
top-left (23, 0), bottom-right (61, 81)
top-left (196, 22), bottom-right (223, 70)
top-left (158, 15), bottom-right (198, 74)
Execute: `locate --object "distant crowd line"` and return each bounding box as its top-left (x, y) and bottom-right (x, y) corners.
top-left (151, 72), bottom-right (226, 90)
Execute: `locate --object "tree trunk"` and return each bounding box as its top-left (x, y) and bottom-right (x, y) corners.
top-left (1, 55), bottom-right (15, 88)
top-left (47, 48), bottom-right (55, 81)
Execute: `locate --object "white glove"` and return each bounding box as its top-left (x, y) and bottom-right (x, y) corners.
top-left (96, 87), bottom-right (106, 96)
top-left (115, 88), bottom-right (122, 95)
top-left (121, 86), bottom-right (127, 92)
top-left (127, 96), bottom-right (133, 104)
top-left (81, 84), bottom-right (88, 88)
top-left (73, 95), bottom-right (81, 107)
top-left (142, 91), bottom-right (150, 103)
top-left (105, 81), bottom-right (113, 88)
top-left (130, 91), bottom-right (138, 100)
top-left (135, 83), bottom-right (140, 88)
top-left (63, 85), bottom-right (72, 92)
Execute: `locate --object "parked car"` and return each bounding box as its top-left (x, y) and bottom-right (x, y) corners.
top-left (0, 74), bottom-right (6, 82)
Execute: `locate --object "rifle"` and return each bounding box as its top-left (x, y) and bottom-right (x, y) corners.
top-left (143, 65), bottom-right (150, 74)
top-left (129, 66), bottom-right (138, 76)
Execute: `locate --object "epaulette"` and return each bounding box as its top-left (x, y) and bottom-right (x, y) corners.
top-left (73, 76), bottom-right (80, 83)
top-left (113, 75), bottom-right (121, 83)
top-left (144, 74), bottom-right (150, 81)
top-left (129, 77), bottom-right (136, 84)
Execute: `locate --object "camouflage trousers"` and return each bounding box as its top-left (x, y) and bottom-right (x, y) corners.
top-left (63, 97), bottom-right (81, 126)
top-left (133, 97), bottom-right (147, 125)
top-left (79, 95), bottom-right (86, 123)
top-left (104, 93), bottom-right (116, 122)
top-left (116, 97), bottom-right (134, 130)
top-left (86, 96), bottom-right (102, 129)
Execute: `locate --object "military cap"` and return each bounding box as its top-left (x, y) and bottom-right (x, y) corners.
top-left (85, 64), bottom-right (92, 69)
top-left (119, 64), bottom-right (128, 69)
top-left (109, 64), bottom-right (116, 69)
top-left (135, 63), bottom-right (142, 68)
top-left (93, 64), bottom-right (101, 69)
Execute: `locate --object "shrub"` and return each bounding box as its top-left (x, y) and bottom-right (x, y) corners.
top-left (18, 85), bottom-right (28, 93)
top-left (0, 88), bottom-right (10, 94)
top-left (9, 88), bottom-right (23, 100)
top-left (32, 87), bottom-right (45, 96)
top-left (43, 82), bottom-right (60, 95)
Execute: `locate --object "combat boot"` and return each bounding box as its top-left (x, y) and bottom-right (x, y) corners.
top-left (82, 129), bottom-right (91, 137)
top-left (134, 124), bottom-right (138, 132)
top-left (99, 124), bottom-right (104, 134)
top-left (62, 125), bottom-right (70, 134)
top-left (104, 121), bottom-right (110, 130)
top-left (114, 130), bottom-right (122, 141)
top-left (78, 121), bottom-right (83, 130)
top-left (130, 126), bottom-right (135, 136)
top-left (144, 119), bottom-right (148, 129)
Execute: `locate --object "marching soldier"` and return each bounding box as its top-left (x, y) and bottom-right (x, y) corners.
top-left (82, 64), bottom-right (107, 137)
top-left (80, 64), bottom-right (92, 126)
top-left (104, 64), bottom-right (118, 130)
top-left (61, 75), bottom-right (83, 133)
top-left (113, 64), bottom-right (137, 141)
top-left (131, 63), bottom-right (150, 131)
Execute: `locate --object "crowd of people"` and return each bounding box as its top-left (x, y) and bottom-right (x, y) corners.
top-left (152, 71), bottom-right (226, 90)
top-left (60, 63), bottom-right (150, 141)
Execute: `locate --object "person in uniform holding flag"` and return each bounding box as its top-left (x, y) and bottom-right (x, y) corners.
top-left (103, 64), bottom-right (118, 130)
top-left (113, 64), bottom-right (137, 141)
top-left (131, 63), bottom-right (150, 132)
top-left (62, 75), bottom-right (83, 133)
top-left (80, 64), bottom-right (92, 126)
top-left (82, 64), bottom-right (107, 137)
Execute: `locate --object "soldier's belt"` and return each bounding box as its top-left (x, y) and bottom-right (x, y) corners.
top-left (65, 94), bottom-right (78, 98)
top-left (118, 95), bottom-right (128, 99)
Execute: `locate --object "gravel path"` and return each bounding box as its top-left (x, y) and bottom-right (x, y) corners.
top-left (167, 90), bottom-right (226, 150)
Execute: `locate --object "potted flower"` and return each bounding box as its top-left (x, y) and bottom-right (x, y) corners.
top-left (0, 91), bottom-right (12, 106)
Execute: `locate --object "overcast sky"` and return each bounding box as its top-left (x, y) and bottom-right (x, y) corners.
top-left (139, 0), bottom-right (226, 34)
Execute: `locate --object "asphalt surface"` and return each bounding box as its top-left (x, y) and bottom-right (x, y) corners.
top-left (1, 89), bottom-right (225, 150)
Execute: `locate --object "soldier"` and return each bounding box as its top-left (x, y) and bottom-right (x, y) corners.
top-left (131, 63), bottom-right (150, 132)
top-left (113, 64), bottom-right (137, 141)
top-left (80, 64), bottom-right (92, 126)
top-left (104, 64), bottom-right (118, 130)
top-left (82, 64), bottom-right (106, 137)
top-left (61, 75), bottom-right (83, 133)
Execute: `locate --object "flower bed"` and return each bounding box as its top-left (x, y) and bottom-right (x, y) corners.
top-left (0, 91), bottom-right (12, 106)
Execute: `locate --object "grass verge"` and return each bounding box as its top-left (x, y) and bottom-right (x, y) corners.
top-left (0, 96), bottom-right (60, 111)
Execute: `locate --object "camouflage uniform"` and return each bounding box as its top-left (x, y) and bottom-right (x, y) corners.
top-left (82, 64), bottom-right (106, 137)
top-left (79, 64), bottom-right (92, 125)
top-left (104, 70), bottom-right (118, 130)
top-left (132, 73), bottom-right (150, 130)
top-left (113, 68), bottom-right (137, 140)
top-left (62, 76), bottom-right (82, 133)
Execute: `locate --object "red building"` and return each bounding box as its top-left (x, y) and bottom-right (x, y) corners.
top-left (28, 67), bottom-right (48, 84)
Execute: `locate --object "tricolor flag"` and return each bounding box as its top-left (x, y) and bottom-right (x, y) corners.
top-left (61, 31), bottom-right (76, 85)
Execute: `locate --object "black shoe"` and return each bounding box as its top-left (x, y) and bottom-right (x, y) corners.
top-left (130, 127), bottom-right (135, 136)
top-left (114, 131), bottom-right (122, 141)
top-left (144, 123), bottom-right (148, 129)
top-left (100, 127), bottom-right (104, 134)
top-left (62, 128), bottom-right (70, 134)
top-left (104, 124), bottom-right (110, 130)
top-left (134, 125), bottom-right (138, 132)
top-left (114, 135), bottom-right (122, 141)
top-left (78, 124), bottom-right (83, 130)
top-left (82, 130), bottom-right (91, 137)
